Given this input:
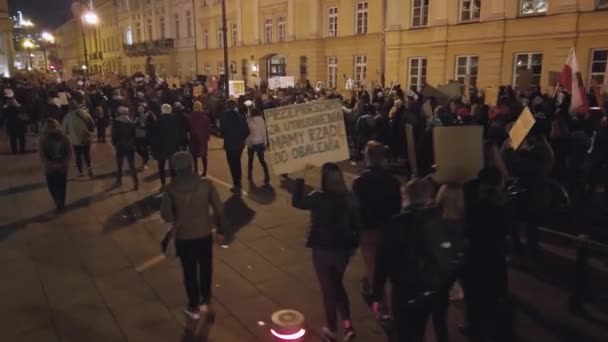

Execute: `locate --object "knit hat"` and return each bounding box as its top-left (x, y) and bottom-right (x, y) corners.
top-left (171, 151), bottom-right (193, 172)
top-left (161, 103), bottom-right (172, 114)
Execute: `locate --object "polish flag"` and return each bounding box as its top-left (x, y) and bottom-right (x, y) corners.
top-left (560, 47), bottom-right (589, 114)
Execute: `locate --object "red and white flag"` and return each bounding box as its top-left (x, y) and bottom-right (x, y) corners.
top-left (560, 47), bottom-right (589, 113)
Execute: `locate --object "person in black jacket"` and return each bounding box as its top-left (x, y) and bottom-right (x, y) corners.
top-left (112, 106), bottom-right (139, 190)
top-left (150, 103), bottom-right (185, 187)
top-left (292, 163), bottom-right (361, 342)
top-left (219, 99), bottom-right (250, 193)
top-left (3, 89), bottom-right (27, 154)
top-left (352, 141), bottom-right (402, 310)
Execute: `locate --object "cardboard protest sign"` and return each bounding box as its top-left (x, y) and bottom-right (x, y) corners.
top-left (433, 126), bottom-right (484, 184)
top-left (193, 85), bottom-right (203, 97)
top-left (264, 100), bottom-right (350, 175)
top-left (438, 80), bottom-right (462, 99)
top-left (484, 86), bottom-right (498, 106)
top-left (421, 84), bottom-right (449, 105)
top-left (406, 124), bottom-right (418, 176)
top-left (268, 76), bottom-right (295, 90)
top-left (509, 107), bottom-right (536, 150)
top-left (517, 69), bottom-right (533, 90)
top-left (229, 80), bottom-right (245, 97)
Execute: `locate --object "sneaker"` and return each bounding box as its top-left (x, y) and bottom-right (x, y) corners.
top-left (183, 306), bottom-right (200, 320)
top-left (344, 327), bottom-right (356, 341)
top-left (320, 327), bottom-right (337, 342)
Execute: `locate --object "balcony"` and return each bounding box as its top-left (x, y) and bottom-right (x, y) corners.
top-left (123, 39), bottom-right (175, 57)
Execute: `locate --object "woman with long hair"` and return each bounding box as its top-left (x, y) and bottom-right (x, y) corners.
top-left (39, 118), bottom-right (72, 213)
top-left (292, 163), bottom-right (361, 341)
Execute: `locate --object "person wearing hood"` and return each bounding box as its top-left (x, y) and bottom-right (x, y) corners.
top-left (189, 101), bottom-right (210, 177)
top-left (220, 99), bottom-right (250, 193)
top-left (39, 118), bottom-right (72, 213)
top-left (62, 93), bottom-right (96, 177)
top-left (160, 151), bottom-right (224, 321)
top-left (3, 88), bottom-right (27, 154)
top-left (112, 106), bottom-right (139, 190)
top-left (135, 104), bottom-right (151, 169)
top-left (150, 104), bottom-right (184, 187)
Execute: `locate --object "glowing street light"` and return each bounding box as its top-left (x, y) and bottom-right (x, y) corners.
top-left (21, 19), bottom-right (34, 28)
top-left (41, 32), bottom-right (55, 43)
top-left (22, 39), bottom-right (35, 49)
top-left (83, 11), bottom-right (99, 25)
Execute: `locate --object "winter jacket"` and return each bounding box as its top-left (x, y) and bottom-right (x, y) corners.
top-left (220, 109), bottom-right (250, 151)
top-left (112, 115), bottom-right (136, 151)
top-left (62, 107), bottom-right (95, 146)
top-left (135, 111), bottom-right (150, 138)
top-left (292, 178), bottom-right (362, 251)
top-left (150, 113), bottom-right (184, 160)
top-left (161, 174), bottom-right (223, 240)
top-left (189, 111), bottom-right (210, 157)
top-left (352, 166), bottom-right (402, 230)
top-left (39, 129), bottom-right (72, 173)
top-left (247, 116), bottom-right (267, 146)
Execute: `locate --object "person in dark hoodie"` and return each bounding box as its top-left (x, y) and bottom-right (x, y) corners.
top-left (3, 88), bottom-right (27, 154)
top-left (112, 106), bottom-right (139, 190)
top-left (219, 99), bottom-right (250, 193)
top-left (150, 103), bottom-right (184, 187)
top-left (39, 118), bottom-right (72, 213)
top-left (352, 141), bottom-right (402, 311)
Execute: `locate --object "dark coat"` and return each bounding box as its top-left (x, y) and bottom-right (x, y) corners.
top-left (352, 166), bottom-right (402, 230)
top-left (220, 109), bottom-right (250, 151)
top-left (150, 114), bottom-right (184, 160)
top-left (189, 111), bottom-right (210, 157)
top-left (112, 116), bottom-right (136, 151)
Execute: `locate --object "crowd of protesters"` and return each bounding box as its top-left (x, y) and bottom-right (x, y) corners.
top-left (1, 73), bottom-right (607, 341)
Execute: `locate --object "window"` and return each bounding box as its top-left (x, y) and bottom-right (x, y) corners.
top-left (599, 0), bottom-right (608, 9)
top-left (460, 0), bottom-right (481, 22)
top-left (218, 61), bottom-right (225, 75)
top-left (327, 6), bottom-right (338, 37)
top-left (455, 55), bottom-right (479, 86)
top-left (520, 0), bottom-right (548, 16)
top-left (126, 26), bottom-right (133, 45)
top-left (589, 49), bottom-right (607, 86)
top-left (159, 16), bottom-right (165, 39)
top-left (175, 13), bottom-right (180, 39)
top-left (412, 0), bottom-right (429, 28)
top-left (217, 27), bottom-right (224, 48)
top-left (205, 63), bottom-right (210, 75)
top-left (203, 29), bottom-right (208, 48)
top-left (354, 55), bottom-right (367, 83)
top-left (513, 52), bottom-right (543, 87)
top-left (147, 19), bottom-right (153, 40)
top-left (355, 2), bottom-right (368, 34)
top-left (278, 15), bottom-right (286, 42)
top-left (136, 21), bottom-right (142, 41)
top-left (264, 17), bottom-right (273, 43)
top-left (186, 11), bottom-right (192, 38)
top-left (327, 56), bottom-right (338, 88)
top-left (232, 23), bottom-right (238, 47)
top-left (408, 57), bottom-right (427, 92)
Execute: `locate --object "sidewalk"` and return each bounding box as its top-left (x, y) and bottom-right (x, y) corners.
top-left (1, 133), bottom-right (607, 342)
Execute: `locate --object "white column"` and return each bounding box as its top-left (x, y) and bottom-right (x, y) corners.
top-left (309, 0), bottom-right (320, 38)
top-left (386, 0), bottom-right (401, 31)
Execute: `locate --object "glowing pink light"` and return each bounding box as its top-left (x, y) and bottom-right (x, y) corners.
top-left (270, 328), bottom-right (306, 340)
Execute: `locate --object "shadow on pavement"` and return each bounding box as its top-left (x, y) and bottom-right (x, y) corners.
top-left (180, 319), bottom-right (212, 342)
top-left (0, 181), bottom-right (46, 196)
top-left (247, 183), bottom-right (276, 205)
top-left (222, 194), bottom-right (255, 244)
top-left (102, 192), bottom-right (163, 234)
top-left (279, 177), bottom-right (314, 196)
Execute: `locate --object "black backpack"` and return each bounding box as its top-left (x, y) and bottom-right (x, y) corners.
top-left (44, 133), bottom-right (68, 163)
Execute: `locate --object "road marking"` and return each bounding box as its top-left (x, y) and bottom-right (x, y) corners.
top-left (135, 254), bottom-right (166, 272)
top-left (206, 174), bottom-right (248, 197)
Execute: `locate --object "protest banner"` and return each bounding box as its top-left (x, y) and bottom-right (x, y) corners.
top-left (433, 126), bottom-right (484, 184)
top-left (509, 107), bottom-right (536, 150)
top-left (406, 124), bottom-right (418, 176)
top-left (193, 85), bottom-right (203, 97)
top-left (517, 69), bottom-right (533, 90)
top-left (438, 80), bottom-right (463, 99)
top-left (264, 100), bottom-right (350, 175)
top-left (484, 86), bottom-right (498, 106)
top-left (421, 84), bottom-right (449, 105)
top-left (229, 80), bottom-right (245, 97)
top-left (268, 76), bottom-right (295, 90)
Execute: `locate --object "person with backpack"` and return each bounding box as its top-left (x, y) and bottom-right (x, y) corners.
top-left (160, 151), bottom-right (224, 320)
top-left (62, 94), bottom-right (96, 178)
top-left (292, 163), bottom-right (361, 342)
top-left (112, 106), bottom-right (139, 190)
top-left (39, 118), bottom-right (72, 213)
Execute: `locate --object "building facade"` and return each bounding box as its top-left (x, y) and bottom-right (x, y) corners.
top-left (385, 0), bottom-right (608, 92)
top-left (117, 0), bottom-right (197, 80)
top-left (0, 0), bottom-right (13, 77)
top-left (195, 0), bottom-right (384, 89)
top-left (55, 17), bottom-right (85, 78)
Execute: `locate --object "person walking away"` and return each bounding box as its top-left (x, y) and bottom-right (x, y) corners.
top-left (189, 101), bottom-right (210, 176)
top-left (112, 106), bottom-right (139, 190)
top-left (174, 102), bottom-right (190, 151)
top-left (150, 104), bottom-right (183, 187)
top-left (292, 163), bottom-right (361, 341)
top-left (352, 141), bottom-right (401, 313)
top-left (135, 104), bottom-right (151, 169)
top-left (220, 99), bottom-right (250, 193)
top-left (94, 106), bottom-right (107, 143)
top-left (62, 95), bottom-right (96, 177)
top-left (3, 89), bottom-right (27, 154)
top-left (160, 151), bottom-right (224, 320)
top-left (354, 105), bottom-right (377, 162)
top-left (246, 107), bottom-right (270, 186)
top-left (39, 118), bottom-right (72, 213)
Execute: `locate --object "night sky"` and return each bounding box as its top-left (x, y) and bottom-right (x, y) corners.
top-left (8, 0), bottom-right (73, 29)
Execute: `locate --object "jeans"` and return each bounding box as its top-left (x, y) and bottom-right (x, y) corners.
top-left (135, 137), bottom-right (149, 165)
top-left (116, 147), bottom-right (138, 186)
top-left (8, 128), bottom-right (26, 154)
top-left (45, 170), bottom-right (67, 209)
top-left (247, 144), bottom-right (270, 183)
top-left (176, 236), bottom-right (214, 309)
top-left (193, 154), bottom-right (208, 176)
top-left (312, 249), bottom-right (352, 332)
top-left (392, 290), bottom-right (449, 342)
top-left (96, 120), bottom-right (106, 142)
top-left (157, 158), bottom-right (176, 185)
top-left (73, 144), bottom-right (92, 174)
top-left (225, 148), bottom-right (244, 188)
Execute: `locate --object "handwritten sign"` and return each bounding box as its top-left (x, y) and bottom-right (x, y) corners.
top-left (509, 107), bottom-right (536, 150)
top-left (433, 126), bottom-right (484, 184)
top-left (229, 80), bottom-right (245, 97)
top-left (264, 100), bottom-right (349, 175)
top-left (484, 86), bottom-right (498, 106)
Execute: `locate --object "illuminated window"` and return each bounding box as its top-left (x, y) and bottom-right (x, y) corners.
top-left (513, 52), bottom-right (543, 87)
top-left (408, 57), bottom-right (427, 92)
top-left (589, 49), bottom-right (607, 86)
top-left (278, 15), bottom-right (286, 42)
top-left (455, 55), bottom-right (479, 86)
top-left (217, 27), bottom-right (224, 48)
top-left (412, 0), bottom-right (429, 28)
top-left (354, 55), bottom-right (367, 83)
top-left (355, 2), bottom-right (368, 34)
top-left (460, 0), bottom-right (481, 22)
top-left (232, 23), bottom-right (238, 47)
top-left (327, 56), bottom-right (338, 88)
top-left (327, 6), bottom-right (338, 37)
top-left (520, 0), bottom-right (548, 16)
top-left (264, 17), bottom-right (273, 43)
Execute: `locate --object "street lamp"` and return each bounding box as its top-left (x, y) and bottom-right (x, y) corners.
top-left (22, 39), bottom-right (35, 70)
top-left (40, 32), bottom-right (55, 72)
top-left (80, 9), bottom-right (99, 77)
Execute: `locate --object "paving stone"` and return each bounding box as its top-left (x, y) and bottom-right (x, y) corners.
top-left (95, 268), bottom-right (159, 310)
top-left (12, 328), bottom-right (60, 342)
top-left (0, 305), bottom-right (54, 340)
top-left (221, 248), bottom-right (287, 284)
top-left (211, 262), bottom-right (260, 304)
top-left (140, 261), bottom-right (187, 309)
top-left (112, 301), bottom-right (182, 342)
